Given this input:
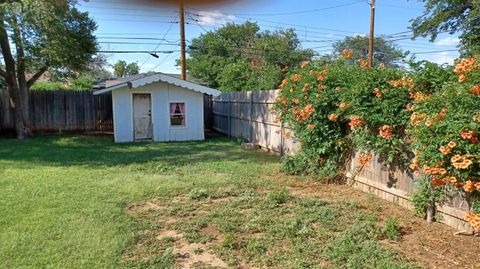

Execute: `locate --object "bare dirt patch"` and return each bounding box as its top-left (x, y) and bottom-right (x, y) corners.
top-left (156, 230), bottom-right (182, 241)
top-left (287, 181), bottom-right (480, 269)
top-left (155, 227), bottom-right (228, 268)
top-left (174, 240), bottom-right (228, 269)
top-left (125, 200), bottom-right (165, 213)
top-left (126, 179), bottom-right (480, 268)
top-left (145, 201), bottom-right (165, 211)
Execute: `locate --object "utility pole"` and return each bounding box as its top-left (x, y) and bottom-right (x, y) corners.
top-left (179, 1), bottom-right (187, 80)
top-left (368, 0), bottom-right (375, 67)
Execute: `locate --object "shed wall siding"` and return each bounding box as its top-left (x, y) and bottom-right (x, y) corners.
top-left (113, 89), bottom-right (134, 142)
top-left (112, 81), bottom-right (205, 143)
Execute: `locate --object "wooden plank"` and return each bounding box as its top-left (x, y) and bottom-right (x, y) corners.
top-left (212, 90), bottom-right (297, 154)
top-left (0, 89), bottom-right (13, 130)
top-left (1, 89), bottom-right (113, 132)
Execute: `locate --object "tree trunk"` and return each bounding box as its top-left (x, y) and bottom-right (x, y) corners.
top-left (6, 84), bottom-right (25, 139)
top-left (9, 7), bottom-right (31, 136)
top-left (426, 178), bottom-right (435, 223)
top-left (0, 9), bottom-right (27, 139)
top-left (18, 81), bottom-right (30, 135)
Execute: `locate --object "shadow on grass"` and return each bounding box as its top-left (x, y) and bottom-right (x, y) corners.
top-left (0, 133), bottom-right (279, 168)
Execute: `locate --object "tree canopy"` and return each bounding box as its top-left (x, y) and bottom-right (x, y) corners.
top-left (0, 0), bottom-right (97, 138)
top-left (113, 60), bottom-right (140, 78)
top-left (186, 22), bottom-right (314, 92)
top-left (332, 35), bottom-right (405, 67)
top-left (85, 54), bottom-right (112, 80)
top-left (410, 0), bottom-right (479, 54)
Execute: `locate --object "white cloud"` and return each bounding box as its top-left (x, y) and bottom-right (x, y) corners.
top-left (424, 51), bottom-right (457, 65)
top-left (142, 63), bottom-right (155, 69)
top-left (195, 10), bottom-right (235, 26)
top-left (353, 33), bottom-right (367, 37)
top-left (435, 37), bottom-right (460, 46)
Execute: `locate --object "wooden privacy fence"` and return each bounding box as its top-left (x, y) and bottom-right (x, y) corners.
top-left (0, 89), bottom-right (113, 132)
top-left (212, 90), bottom-right (299, 155)
top-left (0, 89), bottom-right (13, 130)
top-left (349, 152), bottom-right (472, 232)
top-left (211, 89), bottom-right (472, 232)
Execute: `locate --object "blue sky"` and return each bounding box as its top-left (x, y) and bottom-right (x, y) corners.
top-left (77, 0), bottom-right (461, 74)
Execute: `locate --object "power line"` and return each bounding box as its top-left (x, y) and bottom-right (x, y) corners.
top-left (140, 17), bottom-right (178, 69)
top-left (384, 30), bottom-right (413, 38)
top-left (376, 3), bottom-right (420, 10)
top-left (83, 2), bottom-right (421, 41)
top-left (410, 49), bottom-right (459, 55)
top-left (89, 12), bottom-right (175, 18)
top-left (99, 41), bottom-right (179, 45)
top-left (149, 52), bottom-right (181, 72)
top-left (82, 3), bottom-right (370, 39)
top-left (186, 14), bottom-right (356, 38)
top-left (78, 2), bottom-right (177, 13)
top-left (186, 14), bottom-right (210, 33)
top-left (397, 43), bottom-right (457, 49)
top-left (219, 1), bottom-right (366, 16)
top-left (186, 8), bottom-right (364, 35)
top-left (97, 36), bottom-right (180, 42)
top-left (95, 18), bottom-right (178, 23)
top-left (98, 50), bottom-right (180, 53)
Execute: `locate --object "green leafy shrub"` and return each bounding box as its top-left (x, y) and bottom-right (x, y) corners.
top-left (324, 222), bottom-right (416, 268)
top-left (274, 58), bottom-right (409, 180)
top-left (408, 57), bottom-right (480, 229)
top-left (188, 188), bottom-right (209, 200)
top-left (30, 81), bottom-right (65, 91)
top-left (410, 176), bottom-right (447, 217)
top-left (274, 55), bottom-right (480, 230)
top-left (380, 217), bottom-right (401, 241)
top-left (245, 238), bottom-right (268, 257)
top-left (222, 232), bottom-right (236, 249)
top-left (267, 188), bottom-right (290, 205)
top-left (30, 76), bottom-right (93, 91)
top-left (69, 75), bottom-right (93, 90)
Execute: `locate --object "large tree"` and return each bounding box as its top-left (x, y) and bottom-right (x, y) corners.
top-left (85, 54), bottom-right (112, 80)
top-left (410, 0), bottom-right (478, 54)
top-left (113, 60), bottom-right (139, 78)
top-left (186, 22), bottom-right (314, 92)
top-left (332, 35), bottom-right (405, 67)
top-left (0, 0), bottom-right (97, 139)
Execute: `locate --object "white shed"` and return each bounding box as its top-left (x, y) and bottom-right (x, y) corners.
top-left (94, 73), bottom-right (221, 143)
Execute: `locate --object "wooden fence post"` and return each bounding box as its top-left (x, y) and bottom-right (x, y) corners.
top-left (227, 93), bottom-right (231, 137)
top-left (280, 122), bottom-right (284, 156)
top-left (249, 91), bottom-right (253, 142)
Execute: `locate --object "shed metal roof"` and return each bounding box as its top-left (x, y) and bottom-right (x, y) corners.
top-left (93, 73), bottom-right (221, 96)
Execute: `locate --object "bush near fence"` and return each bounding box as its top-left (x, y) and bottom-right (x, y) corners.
top-left (272, 55), bottom-right (479, 232)
top-left (212, 55), bottom-right (480, 233)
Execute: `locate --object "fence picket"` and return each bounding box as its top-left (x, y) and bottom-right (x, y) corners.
top-left (211, 89), bottom-right (472, 232)
top-left (0, 90), bottom-right (112, 132)
top-left (211, 90), bottom-right (299, 155)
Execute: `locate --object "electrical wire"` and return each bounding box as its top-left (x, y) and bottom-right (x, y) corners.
top-left (139, 16), bottom-right (178, 69)
top-left (216, 1), bottom-right (366, 17)
top-left (98, 50), bottom-right (180, 53)
top-left (149, 52), bottom-right (181, 72)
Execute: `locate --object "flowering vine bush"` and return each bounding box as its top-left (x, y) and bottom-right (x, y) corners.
top-left (408, 57), bottom-right (480, 231)
top-left (274, 53), bottom-right (480, 231)
top-left (274, 52), bottom-right (410, 179)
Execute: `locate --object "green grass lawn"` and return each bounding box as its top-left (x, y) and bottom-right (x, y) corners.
top-left (0, 134), bottom-right (417, 268)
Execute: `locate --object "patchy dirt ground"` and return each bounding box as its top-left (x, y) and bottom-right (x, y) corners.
top-left (288, 181), bottom-right (480, 269)
top-left (123, 180), bottom-right (480, 269)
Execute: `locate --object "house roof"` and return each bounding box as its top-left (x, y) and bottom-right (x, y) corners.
top-left (105, 73), bottom-right (150, 88)
top-left (93, 73), bottom-right (221, 96)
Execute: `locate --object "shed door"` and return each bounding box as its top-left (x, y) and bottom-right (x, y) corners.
top-left (133, 93), bottom-right (152, 140)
